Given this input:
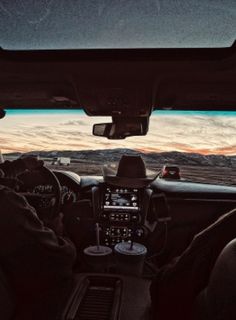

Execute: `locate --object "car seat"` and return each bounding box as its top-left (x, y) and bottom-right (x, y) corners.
top-left (194, 238), bottom-right (236, 320)
top-left (0, 266), bottom-right (15, 320)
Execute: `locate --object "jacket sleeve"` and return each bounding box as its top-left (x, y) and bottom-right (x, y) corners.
top-left (0, 187), bottom-right (77, 273)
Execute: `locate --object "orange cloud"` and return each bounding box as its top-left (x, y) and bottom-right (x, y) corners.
top-left (136, 145), bottom-right (236, 156)
top-left (135, 147), bottom-right (164, 153)
top-left (208, 146), bottom-right (236, 155)
top-left (166, 145), bottom-right (236, 156)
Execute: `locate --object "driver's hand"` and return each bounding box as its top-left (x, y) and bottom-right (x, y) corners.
top-left (48, 212), bottom-right (64, 236)
top-left (21, 156), bottom-right (44, 171)
top-left (0, 177), bottom-right (23, 191)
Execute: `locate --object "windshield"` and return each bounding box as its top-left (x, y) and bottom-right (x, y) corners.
top-left (0, 1), bottom-right (235, 49)
top-left (0, 109), bottom-right (236, 185)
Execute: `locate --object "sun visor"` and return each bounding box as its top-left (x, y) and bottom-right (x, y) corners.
top-left (0, 81), bottom-right (80, 109)
top-left (155, 80), bottom-right (236, 111)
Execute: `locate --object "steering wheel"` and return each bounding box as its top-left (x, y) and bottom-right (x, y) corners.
top-left (18, 166), bottom-right (62, 220)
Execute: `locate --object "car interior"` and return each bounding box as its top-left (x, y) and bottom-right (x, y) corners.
top-left (0, 2), bottom-right (236, 320)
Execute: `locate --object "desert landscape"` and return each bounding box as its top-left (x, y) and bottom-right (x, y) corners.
top-left (4, 148), bottom-right (236, 186)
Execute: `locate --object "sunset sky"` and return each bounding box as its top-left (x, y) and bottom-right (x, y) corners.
top-left (0, 109), bottom-right (236, 155)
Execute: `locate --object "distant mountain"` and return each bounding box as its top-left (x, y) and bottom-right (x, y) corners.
top-left (4, 149), bottom-right (236, 168)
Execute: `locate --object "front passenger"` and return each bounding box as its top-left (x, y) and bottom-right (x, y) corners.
top-left (150, 208), bottom-right (236, 320)
top-left (195, 238), bottom-right (236, 320)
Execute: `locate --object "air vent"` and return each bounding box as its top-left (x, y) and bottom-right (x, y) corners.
top-left (66, 276), bottom-right (122, 320)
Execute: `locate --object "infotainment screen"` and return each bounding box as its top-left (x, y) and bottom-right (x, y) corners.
top-left (103, 185), bottom-right (139, 210)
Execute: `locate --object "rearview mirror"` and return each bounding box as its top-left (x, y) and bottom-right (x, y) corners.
top-left (93, 117), bottom-right (149, 139)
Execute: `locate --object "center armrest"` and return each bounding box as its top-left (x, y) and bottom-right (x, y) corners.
top-left (62, 273), bottom-right (151, 320)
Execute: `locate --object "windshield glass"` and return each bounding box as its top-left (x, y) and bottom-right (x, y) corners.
top-left (1, 109), bottom-right (236, 185)
top-left (0, 1), bottom-right (235, 49)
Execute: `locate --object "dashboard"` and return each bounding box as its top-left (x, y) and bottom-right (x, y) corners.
top-left (23, 169), bottom-right (152, 247)
top-left (20, 169), bottom-right (236, 259)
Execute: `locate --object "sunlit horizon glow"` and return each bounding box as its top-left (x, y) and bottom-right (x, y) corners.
top-left (0, 109), bottom-right (236, 156)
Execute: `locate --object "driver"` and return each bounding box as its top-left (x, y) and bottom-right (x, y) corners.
top-left (0, 157), bottom-right (76, 319)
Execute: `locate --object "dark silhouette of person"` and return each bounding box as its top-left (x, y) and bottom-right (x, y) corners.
top-left (0, 157), bottom-right (76, 319)
top-left (150, 207), bottom-right (236, 320)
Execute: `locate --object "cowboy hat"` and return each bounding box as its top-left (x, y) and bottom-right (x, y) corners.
top-left (103, 155), bottom-right (157, 188)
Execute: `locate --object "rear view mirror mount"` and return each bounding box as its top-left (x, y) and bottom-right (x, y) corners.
top-left (93, 116), bottom-right (149, 139)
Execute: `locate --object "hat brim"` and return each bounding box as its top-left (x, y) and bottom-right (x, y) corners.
top-left (103, 165), bottom-right (157, 188)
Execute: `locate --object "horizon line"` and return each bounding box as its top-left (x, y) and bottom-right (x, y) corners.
top-left (2, 148), bottom-right (236, 157)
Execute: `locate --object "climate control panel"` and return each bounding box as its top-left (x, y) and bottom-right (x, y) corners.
top-left (100, 211), bottom-right (140, 223)
top-left (103, 226), bottom-right (132, 246)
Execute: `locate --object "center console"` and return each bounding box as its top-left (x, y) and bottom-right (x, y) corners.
top-left (92, 183), bottom-right (152, 247)
top-left (62, 273), bottom-right (151, 320)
